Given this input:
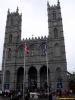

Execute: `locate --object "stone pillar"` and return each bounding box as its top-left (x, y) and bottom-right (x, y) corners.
top-left (25, 70), bottom-right (28, 88)
top-left (13, 69), bottom-right (17, 91)
top-left (37, 70), bottom-right (40, 88)
top-left (25, 72), bottom-right (28, 88)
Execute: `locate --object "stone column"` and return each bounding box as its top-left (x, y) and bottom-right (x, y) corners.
top-left (50, 72), bottom-right (56, 91)
top-left (37, 70), bottom-right (40, 88)
top-left (25, 70), bottom-right (28, 88)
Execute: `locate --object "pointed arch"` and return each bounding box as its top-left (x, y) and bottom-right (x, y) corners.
top-left (28, 66), bottom-right (37, 91)
top-left (40, 65), bottom-right (50, 90)
top-left (17, 67), bottom-right (24, 91)
top-left (54, 28), bottom-right (58, 38)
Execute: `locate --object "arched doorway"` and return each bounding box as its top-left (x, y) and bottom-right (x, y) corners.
top-left (40, 66), bottom-right (50, 91)
top-left (17, 67), bottom-right (24, 91)
top-left (55, 67), bottom-right (63, 90)
top-left (5, 70), bottom-right (10, 90)
top-left (28, 67), bottom-right (37, 91)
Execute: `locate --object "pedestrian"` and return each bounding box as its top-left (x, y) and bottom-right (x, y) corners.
top-left (49, 92), bottom-right (52, 100)
top-left (33, 94), bottom-right (38, 100)
top-left (25, 94), bottom-right (29, 100)
top-left (52, 92), bottom-right (56, 100)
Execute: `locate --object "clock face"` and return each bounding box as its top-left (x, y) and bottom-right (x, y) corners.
top-left (53, 22), bottom-right (57, 26)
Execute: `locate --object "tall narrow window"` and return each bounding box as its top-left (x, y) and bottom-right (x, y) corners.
top-left (8, 48), bottom-right (11, 58)
top-left (53, 11), bottom-right (56, 20)
top-left (54, 28), bottom-right (58, 38)
top-left (16, 35), bottom-right (19, 43)
top-left (5, 70), bottom-right (10, 89)
top-left (54, 43), bottom-right (60, 56)
top-left (9, 34), bottom-right (12, 43)
top-left (56, 68), bottom-right (63, 88)
top-left (11, 17), bottom-right (13, 25)
top-left (5, 71), bottom-right (10, 83)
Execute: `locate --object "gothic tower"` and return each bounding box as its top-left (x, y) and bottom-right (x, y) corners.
top-left (47, 1), bottom-right (68, 90)
top-left (2, 8), bottom-right (22, 90)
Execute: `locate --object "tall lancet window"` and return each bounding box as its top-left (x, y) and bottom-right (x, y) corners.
top-left (5, 70), bottom-right (10, 89)
top-left (9, 34), bottom-right (12, 43)
top-left (54, 43), bottom-right (60, 56)
top-left (11, 17), bottom-right (13, 25)
top-left (54, 28), bottom-right (58, 38)
top-left (56, 68), bottom-right (63, 88)
top-left (8, 48), bottom-right (11, 58)
top-left (5, 70), bottom-right (10, 83)
top-left (53, 11), bottom-right (56, 20)
top-left (16, 35), bottom-right (19, 43)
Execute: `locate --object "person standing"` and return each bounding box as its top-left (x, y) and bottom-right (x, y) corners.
top-left (49, 92), bottom-right (52, 100)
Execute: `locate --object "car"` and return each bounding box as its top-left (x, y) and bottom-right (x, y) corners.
top-left (30, 92), bottom-right (39, 99)
top-left (0, 90), bottom-right (2, 95)
top-left (4, 89), bottom-right (10, 93)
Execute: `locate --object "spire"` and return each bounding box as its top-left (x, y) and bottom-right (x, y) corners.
top-left (57, 0), bottom-right (60, 6)
top-left (8, 9), bottom-right (10, 14)
top-left (16, 6), bottom-right (19, 13)
top-left (47, 1), bottom-right (50, 8)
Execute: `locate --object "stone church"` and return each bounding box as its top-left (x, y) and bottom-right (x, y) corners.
top-left (2, 1), bottom-right (68, 92)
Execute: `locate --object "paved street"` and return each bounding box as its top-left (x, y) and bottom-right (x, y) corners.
top-left (0, 96), bottom-right (10, 100)
top-left (0, 96), bottom-right (48, 100)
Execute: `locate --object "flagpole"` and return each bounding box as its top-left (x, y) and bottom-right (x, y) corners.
top-left (2, 48), bottom-right (7, 92)
top-left (23, 43), bottom-right (26, 100)
top-left (45, 43), bottom-right (49, 94)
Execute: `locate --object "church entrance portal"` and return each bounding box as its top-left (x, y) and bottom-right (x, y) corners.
top-left (40, 66), bottom-right (50, 92)
top-left (17, 67), bottom-right (24, 91)
top-left (28, 67), bottom-right (37, 92)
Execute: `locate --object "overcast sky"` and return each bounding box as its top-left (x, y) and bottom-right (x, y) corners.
top-left (0, 0), bottom-right (75, 73)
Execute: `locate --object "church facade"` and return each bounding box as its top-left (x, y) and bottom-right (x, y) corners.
top-left (2, 1), bottom-right (68, 92)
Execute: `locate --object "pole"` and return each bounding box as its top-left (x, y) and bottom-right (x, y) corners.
top-left (23, 43), bottom-right (26, 100)
top-left (2, 48), bottom-right (7, 92)
top-left (45, 42), bottom-right (49, 94)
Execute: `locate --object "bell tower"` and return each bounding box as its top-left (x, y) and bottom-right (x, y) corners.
top-left (47, 0), bottom-right (63, 39)
top-left (5, 7), bottom-right (22, 44)
top-left (2, 7), bottom-right (22, 90)
top-left (47, 1), bottom-right (68, 91)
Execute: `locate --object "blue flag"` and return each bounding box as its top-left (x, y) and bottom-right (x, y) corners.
top-left (41, 43), bottom-right (47, 55)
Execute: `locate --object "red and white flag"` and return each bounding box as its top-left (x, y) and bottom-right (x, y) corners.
top-left (15, 43), bottom-right (29, 55)
top-left (24, 43), bottom-right (29, 54)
